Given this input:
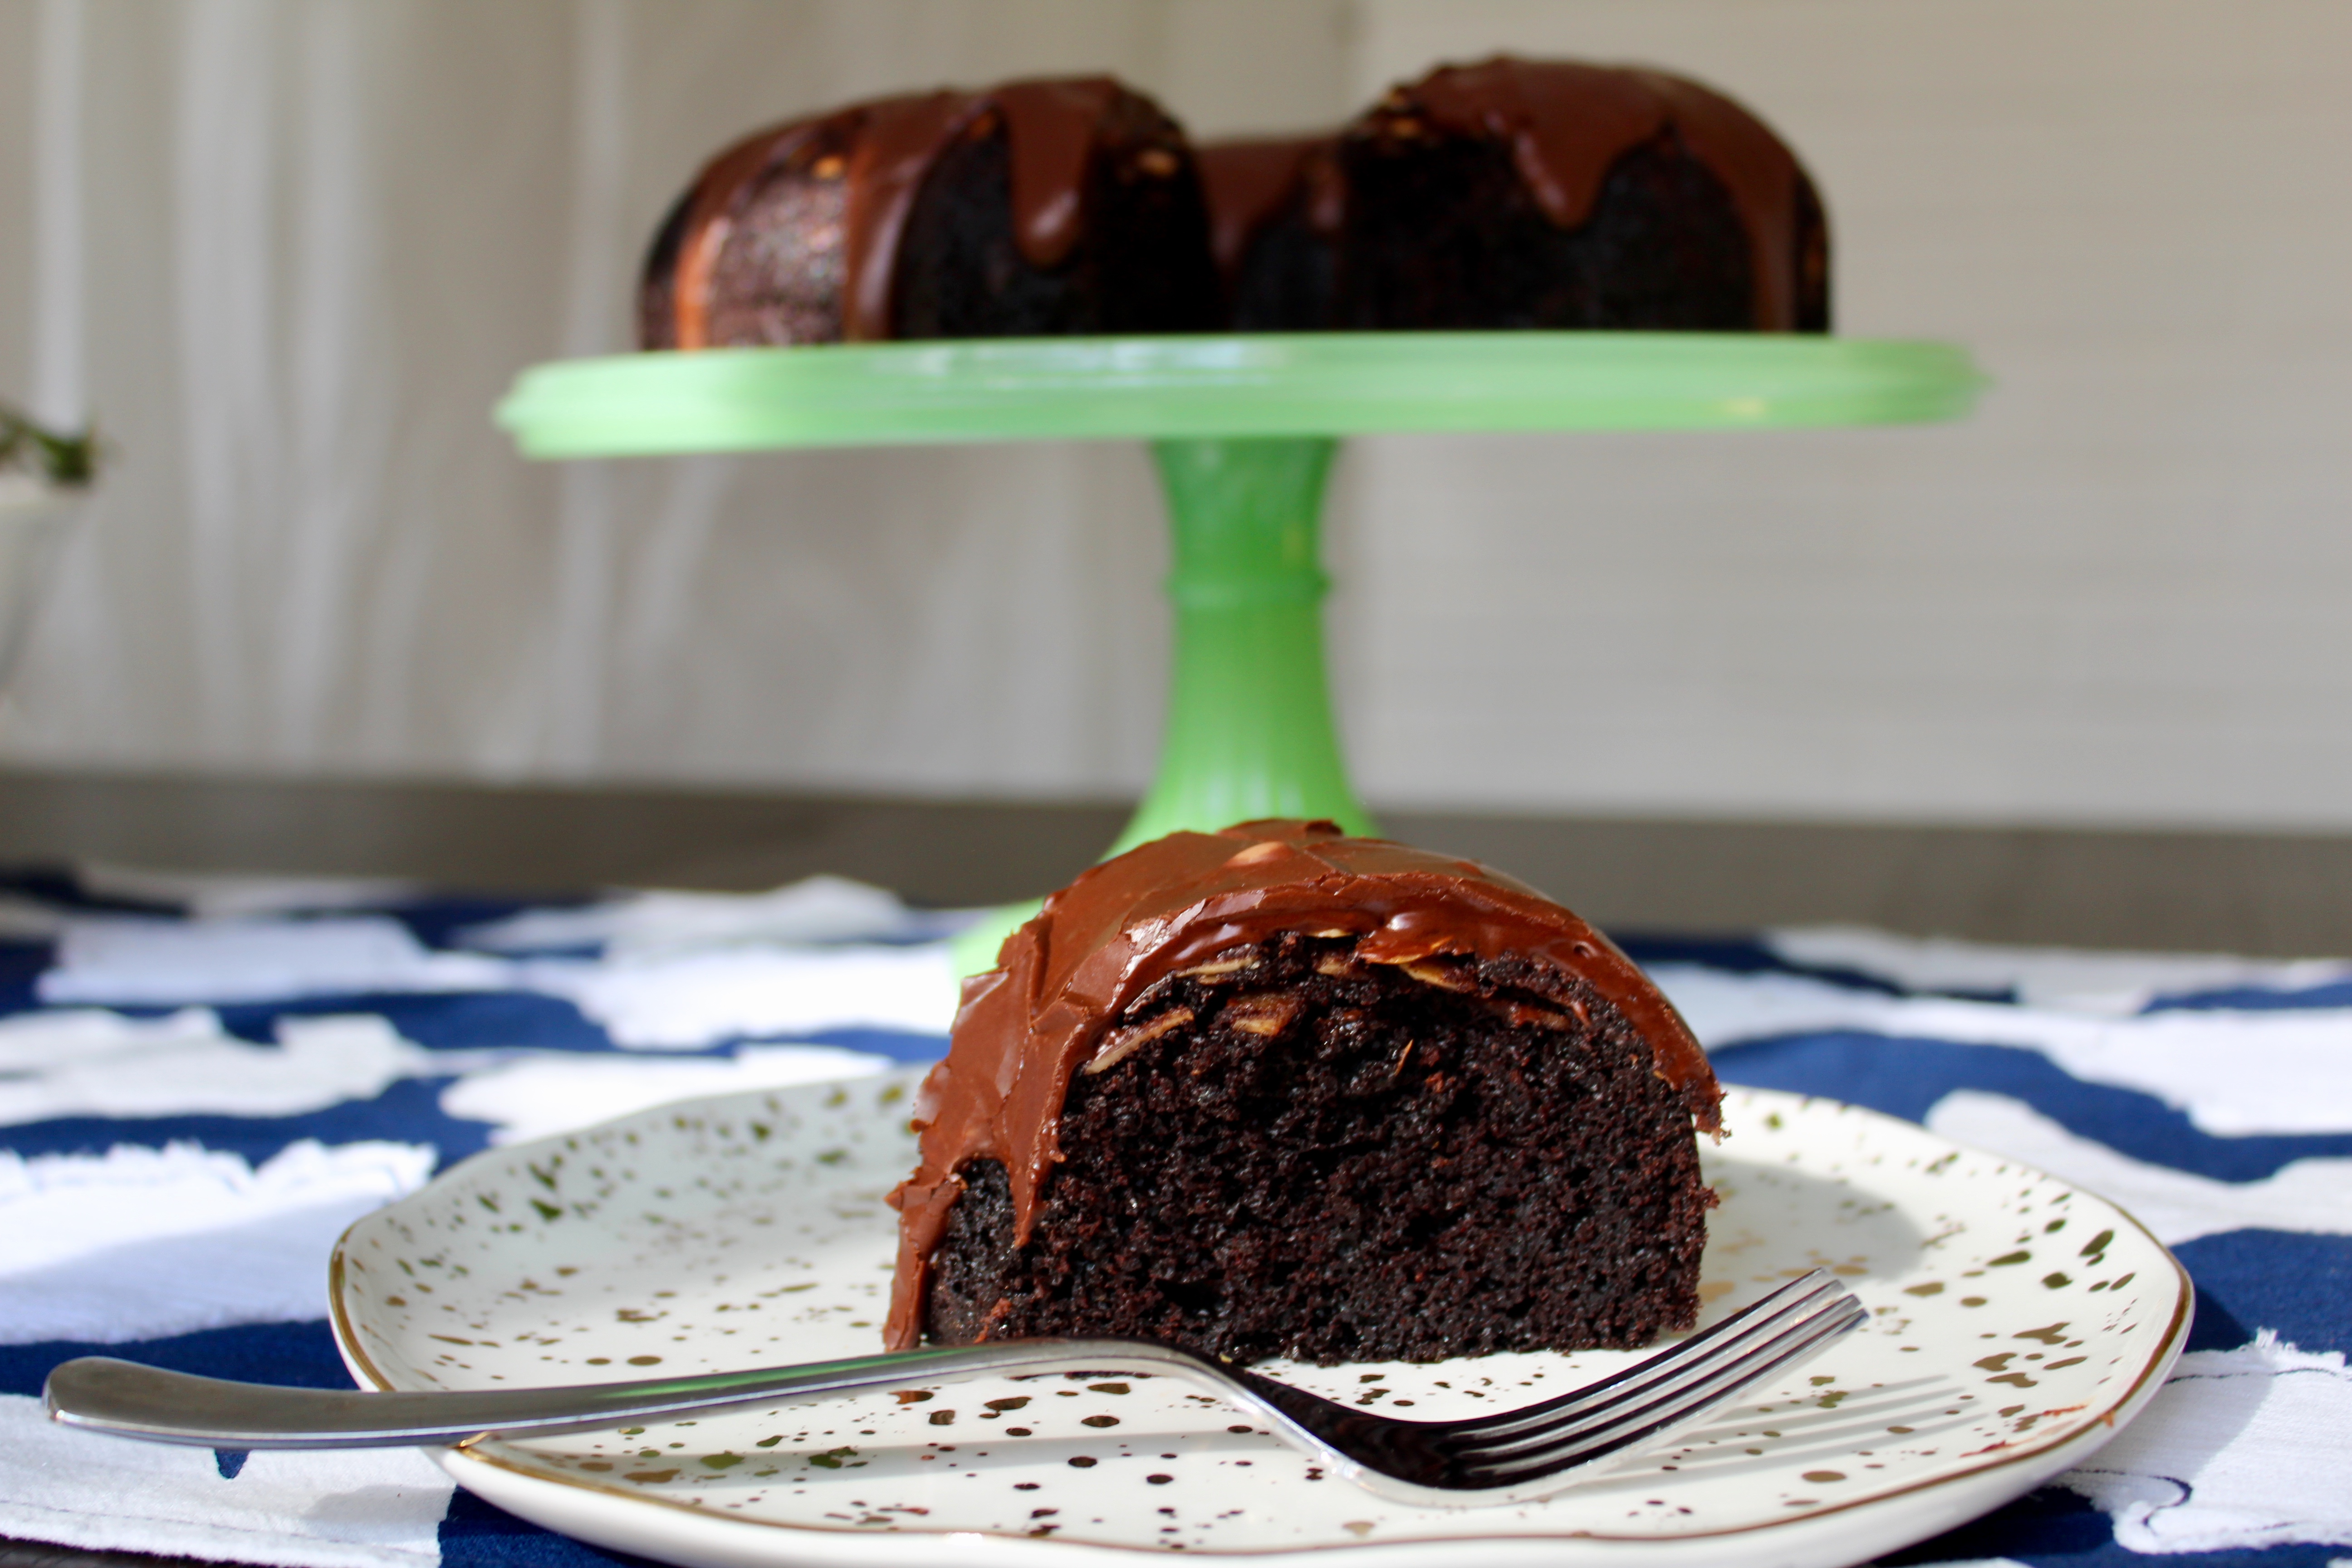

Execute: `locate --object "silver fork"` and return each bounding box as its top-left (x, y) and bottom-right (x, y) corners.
top-left (46, 1269), bottom-right (1864, 1508)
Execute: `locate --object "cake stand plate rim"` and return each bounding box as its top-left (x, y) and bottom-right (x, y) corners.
top-left (494, 332), bottom-right (1989, 457)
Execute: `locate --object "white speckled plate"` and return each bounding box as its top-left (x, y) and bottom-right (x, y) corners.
top-left (330, 1076), bottom-right (2187, 1568)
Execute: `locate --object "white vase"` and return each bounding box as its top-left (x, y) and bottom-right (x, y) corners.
top-left (0, 474), bottom-right (81, 695)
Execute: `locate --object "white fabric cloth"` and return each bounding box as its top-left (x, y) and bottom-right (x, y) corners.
top-left (0, 1395), bottom-right (453, 1568)
top-left (2057, 1334), bottom-right (2352, 1554)
top-left (39, 918), bottom-right (508, 1005)
top-left (30, 902), bottom-right (964, 1044)
top-left (437, 1044), bottom-right (887, 1147)
top-left (1765, 925), bottom-right (2352, 1016)
top-left (514, 944), bottom-right (962, 1049)
top-left (455, 875), bottom-right (948, 956)
top-left (1650, 964), bottom-right (2352, 1135)
top-left (1923, 1092), bottom-right (2352, 1247)
top-left (0, 1140), bottom-right (433, 1343)
top-left (0, 1011), bottom-right (444, 1126)
top-left (1, 890), bottom-right (2347, 1565)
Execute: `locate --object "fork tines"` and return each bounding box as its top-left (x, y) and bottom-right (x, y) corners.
top-left (1446, 1269), bottom-right (1867, 1485)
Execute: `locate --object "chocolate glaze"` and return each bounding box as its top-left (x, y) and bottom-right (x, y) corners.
top-left (1382, 58), bottom-right (1807, 329)
top-left (839, 93), bottom-right (971, 343)
top-left (994, 79), bottom-right (1129, 270)
top-left (656, 77), bottom-right (1151, 346)
top-left (885, 819), bottom-right (1720, 1351)
top-left (1195, 136), bottom-right (1338, 281)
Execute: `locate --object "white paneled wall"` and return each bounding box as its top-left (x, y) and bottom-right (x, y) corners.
top-left (1342, 1), bottom-right (2352, 828)
top-left (0, 0), bottom-right (2347, 830)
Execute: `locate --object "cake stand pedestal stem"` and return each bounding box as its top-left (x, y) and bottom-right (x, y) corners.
top-left (948, 435), bottom-right (1376, 974)
top-left (1111, 435), bottom-right (1375, 855)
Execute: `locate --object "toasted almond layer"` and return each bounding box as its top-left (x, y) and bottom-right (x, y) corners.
top-left (1221, 993), bottom-right (1303, 1037)
top-left (1083, 1007), bottom-right (1196, 1075)
top-left (1178, 954), bottom-right (1258, 979)
top-left (1399, 959), bottom-right (1476, 992)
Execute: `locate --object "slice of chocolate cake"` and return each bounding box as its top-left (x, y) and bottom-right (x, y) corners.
top-left (640, 77), bottom-right (1219, 349)
top-left (1204, 57), bottom-right (1830, 333)
top-left (887, 820), bottom-right (1721, 1366)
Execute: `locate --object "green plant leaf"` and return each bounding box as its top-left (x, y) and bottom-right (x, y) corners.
top-left (0, 401), bottom-right (100, 487)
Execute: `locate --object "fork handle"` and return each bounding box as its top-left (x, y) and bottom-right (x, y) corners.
top-left (44, 1339), bottom-right (1229, 1450)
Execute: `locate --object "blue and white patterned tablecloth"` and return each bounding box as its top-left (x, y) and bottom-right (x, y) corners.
top-left (0, 867), bottom-right (2345, 1568)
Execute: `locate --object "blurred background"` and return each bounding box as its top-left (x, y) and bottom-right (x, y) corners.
top-left (0, 0), bottom-right (2347, 950)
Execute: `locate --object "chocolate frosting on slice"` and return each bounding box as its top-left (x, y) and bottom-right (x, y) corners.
top-left (884, 818), bottom-right (1720, 1350)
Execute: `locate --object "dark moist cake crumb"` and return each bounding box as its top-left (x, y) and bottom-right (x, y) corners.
top-left (925, 931), bottom-right (1710, 1364)
top-left (1335, 131), bottom-right (1764, 332)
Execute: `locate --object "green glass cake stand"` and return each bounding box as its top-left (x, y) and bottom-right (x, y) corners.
top-left (497, 332), bottom-right (1986, 970)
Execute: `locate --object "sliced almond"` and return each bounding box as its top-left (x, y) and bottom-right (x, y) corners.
top-left (1221, 993), bottom-right (1303, 1037)
top-left (1083, 1007), bottom-right (1195, 1075)
top-left (1223, 840), bottom-right (1289, 867)
top-left (1178, 952), bottom-right (1257, 979)
top-left (1313, 951), bottom-right (1360, 977)
top-left (1490, 998), bottom-right (1572, 1031)
top-left (1401, 960), bottom-right (1476, 993)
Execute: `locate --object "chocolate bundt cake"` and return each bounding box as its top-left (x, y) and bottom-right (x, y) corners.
top-left (1207, 57), bottom-right (1830, 333)
top-left (887, 819), bottom-right (1722, 1365)
top-left (645, 59), bottom-right (1824, 343)
top-left (639, 77), bottom-right (1220, 348)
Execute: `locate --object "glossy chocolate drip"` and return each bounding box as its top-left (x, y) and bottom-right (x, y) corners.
top-left (1196, 136), bottom-right (1331, 279)
top-left (840, 92), bottom-right (974, 342)
top-left (658, 78), bottom-right (1139, 347)
top-left (992, 78), bottom-right (1126, 270)
top-left (885, 819), bottom-right (1720, 1351)
top-left (1400, 58), bottom-right (1803, 329)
